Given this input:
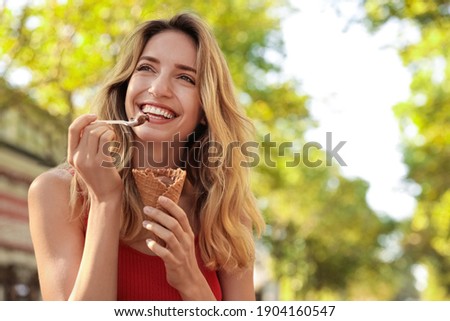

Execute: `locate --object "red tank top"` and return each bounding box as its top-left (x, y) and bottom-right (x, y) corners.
top-left (117, 240), bottom-right (222, 301)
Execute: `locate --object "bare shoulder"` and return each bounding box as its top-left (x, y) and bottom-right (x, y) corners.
top-left (218, 266), bottom-right (256, 300)
top-left (28, 167), bottom-right (75, 223)
top-left (29, 167), bottom-right (72, 193)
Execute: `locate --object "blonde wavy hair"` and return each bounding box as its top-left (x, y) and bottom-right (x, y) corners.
top-left (70, 12), bottom-right (265, 271)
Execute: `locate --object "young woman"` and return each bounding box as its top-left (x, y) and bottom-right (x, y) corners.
top-left (28, 12), bottom-right (265, 301)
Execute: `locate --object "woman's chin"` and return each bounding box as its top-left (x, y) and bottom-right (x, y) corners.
top-left (133, 127), bottom-right (193, 144)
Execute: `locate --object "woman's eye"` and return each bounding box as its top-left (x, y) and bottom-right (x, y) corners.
top-left (180, 75), bottom-right (195, 85)
top-left (136, 64), bottom-right (154, 72)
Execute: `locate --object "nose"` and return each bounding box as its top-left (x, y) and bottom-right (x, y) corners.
top-left (147, 74), bottom-right (172, 98)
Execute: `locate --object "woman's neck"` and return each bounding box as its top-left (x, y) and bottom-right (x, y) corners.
top-left (131, 140), bottom-right (185, 169)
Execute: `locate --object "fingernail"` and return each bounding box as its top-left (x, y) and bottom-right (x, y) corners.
top-left (158, 196), bottom-right (168, 203)
top-left (143, 206), bottom-right (153, 215)
top-left (142, 220), bottom-right (151, 229)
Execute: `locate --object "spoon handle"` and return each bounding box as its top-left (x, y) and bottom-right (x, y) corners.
top-left (94, 114), bottom-right (148, 127)
top-left (95, 120), bottom-right (132, 126)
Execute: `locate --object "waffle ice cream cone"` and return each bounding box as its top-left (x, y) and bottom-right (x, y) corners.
top-left (132, 168), bottom-right (186, 247)
top-left (132, 167), bottom-right (186, 210)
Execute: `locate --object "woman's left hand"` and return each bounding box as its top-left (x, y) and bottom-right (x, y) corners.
top-left (142, 196), bottom-right (215, 300)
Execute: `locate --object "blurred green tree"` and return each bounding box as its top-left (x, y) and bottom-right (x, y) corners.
top-left (0, 0), bottom-right (411, 299)
top-left (0, 0), bottom-right (289, 123)
top-left (363, 0), bottom-right (450, 299)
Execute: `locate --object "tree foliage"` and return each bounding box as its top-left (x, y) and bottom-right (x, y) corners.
top-left (0, 0), bottom-right (412, 299)
top-left (0, 0), bottom-right (288, 121)
top-left (363, 0), bottom-right (450, 299)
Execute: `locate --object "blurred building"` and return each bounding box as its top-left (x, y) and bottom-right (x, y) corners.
top-left (0, 79), bottom-right (67, 300)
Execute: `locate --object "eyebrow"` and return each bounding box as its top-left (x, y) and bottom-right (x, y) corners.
top-left (138, 56), bottom-right (197, 73)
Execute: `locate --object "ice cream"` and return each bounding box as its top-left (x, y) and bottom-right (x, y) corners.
top-left (132, 167), bottom-right (186, 210)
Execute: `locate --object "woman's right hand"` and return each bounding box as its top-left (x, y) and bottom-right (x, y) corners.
top-left (67, 114), bottom-right (122, 202)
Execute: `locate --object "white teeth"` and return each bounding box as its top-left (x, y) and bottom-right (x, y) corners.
top-left (141, 105), bottom-right (175, 119)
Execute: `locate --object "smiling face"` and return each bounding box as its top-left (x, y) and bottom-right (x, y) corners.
top-left (125, 30), bottom-right (203, 144)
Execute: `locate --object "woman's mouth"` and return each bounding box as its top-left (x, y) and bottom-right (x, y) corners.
top-left (140, 104), bottom-right (177, 120)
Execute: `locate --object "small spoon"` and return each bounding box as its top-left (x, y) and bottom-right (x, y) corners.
top-left (95, 113), bottom-right (149, 127)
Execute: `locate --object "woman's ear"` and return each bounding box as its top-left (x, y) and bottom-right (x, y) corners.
top-left (199, 109), bottom-right (207, 125)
